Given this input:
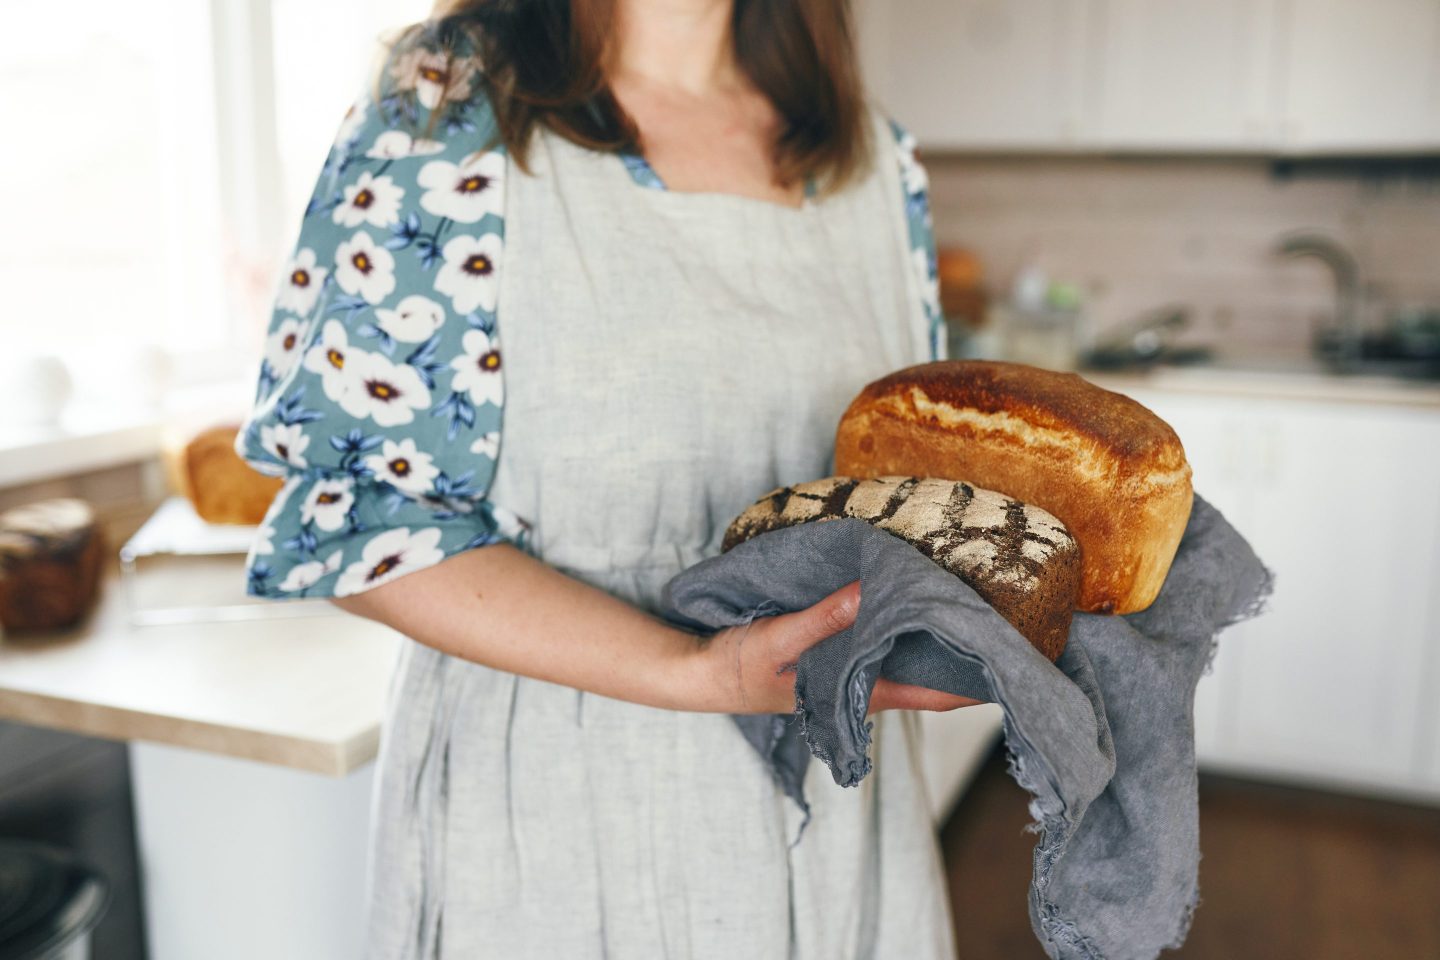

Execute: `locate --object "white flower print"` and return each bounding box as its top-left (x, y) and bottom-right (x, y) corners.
top-left (491, 503), bottom-right (531, 545)
top-left (364, 437), bottom-right (440, 495)
top-left (468, 430), bottom-right (500, 459)
top-left (302, 320), bottom-right (356, 405)
top-left (337, 347), bottom-right (432, 427)
top-left (895, 125), bottom-right (928, 197)
top-left (417, 152), bottom-right (505, 224)
top-left (276, 248), bottom-right (327, 316)
top-left (448, 328), bottom-right (503, 408)
top-left (259, 422), bottom-right (311, 469)
top-left (389, 48), bottom-right (477, 111)
top-left (434, 233), bottom-right (502, 315)
top-left (334, 526), bottom-right (446, 597)
top-left (251, 475), bottom-right (302, 557)
top-left (300, 477), bottom-right (355, 532)
top-left (375, 294), bottom-right (446, 343)
top-left (366, 130), bottom-right (445, 160)
top-left (263, 316), bottom-right (307, 380)
top-left (252, 516), bottom-right (277, 557)
top-left (913, 247), bottom-right (941, 321)
top-left (333, 171), bottom-right (405, 229)
top-left (278, 549), bottom-right (343, 592)
top-left (334, 231), bottom-right (397, 304)
top-left (335, 99), bottom-right (367, 147)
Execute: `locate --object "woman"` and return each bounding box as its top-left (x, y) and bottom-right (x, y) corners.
top-left (235, 0), bottom-right (981, 956)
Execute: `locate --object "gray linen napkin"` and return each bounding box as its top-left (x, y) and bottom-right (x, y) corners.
top-left (658, 493), bottom-right (1272, 960)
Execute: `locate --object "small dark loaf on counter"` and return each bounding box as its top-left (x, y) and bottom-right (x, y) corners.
top-left (0, 497), bottom-right (106, 634)
top-left (722, 476), bottom-right (1081, 661)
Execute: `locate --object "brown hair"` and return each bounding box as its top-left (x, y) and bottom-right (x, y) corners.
top-left (375, 0), bottom-right (872, 198)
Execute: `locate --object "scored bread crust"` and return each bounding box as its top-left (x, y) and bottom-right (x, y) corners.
top-left (722, 476), bottom-right (1080, 661)
top-left (834, 360), bottom-right (1193, 614)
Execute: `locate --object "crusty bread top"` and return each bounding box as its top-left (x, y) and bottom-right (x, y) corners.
top-left (845, 360), bottom-right (1190, 485)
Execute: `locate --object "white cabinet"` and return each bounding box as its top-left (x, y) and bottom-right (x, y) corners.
top-left (1420, 530), bottom-right (1440, 791)
top-left (1221, 403), bottom-right (1439, 789)
top-left (859, 0), bottom-right (1440, 153)
top-left (131, 742), bottom-right (376, 960)
top-left (1280, 0), bottom-right (1440, 152)
top-left (918, 704), bottom-right (1004, 823)
top-left (1121, 387), bottom-right (1440, 801)
top-left (1086, 0), bottom-right (1279, 149)
top-left (1117, 393), bottom-right (1253, 760)
top-left (857, 0), bottom-right (1088, 149)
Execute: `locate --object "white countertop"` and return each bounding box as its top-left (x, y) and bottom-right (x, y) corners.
top-left (2, 354), bottom-right (1433, 779)
top-left (0, 560), bottom-right (401, 776)
top-left (1082, 355), bottom-right (1440, 409)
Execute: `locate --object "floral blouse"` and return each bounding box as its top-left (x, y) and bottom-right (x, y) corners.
top-left (234, 35), bottom-right (944, 601)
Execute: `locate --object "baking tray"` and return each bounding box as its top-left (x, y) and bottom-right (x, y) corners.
top-left (117, 496), bottom-right (334, 626)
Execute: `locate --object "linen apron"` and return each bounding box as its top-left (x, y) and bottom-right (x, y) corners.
top-left (362, 103), bottom-right (958, 960)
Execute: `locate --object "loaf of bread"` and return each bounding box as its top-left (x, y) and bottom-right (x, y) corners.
top-left (164, 423), bottom-right (285, 525)
top-left (0, 498), bottom-right (105, 634)
top-left (723, 476), bottom-right (1081, 661)
top-left (834, 360), bottom-right (1192, 615)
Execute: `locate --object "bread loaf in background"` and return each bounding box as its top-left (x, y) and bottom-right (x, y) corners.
top-left (0, 498), bottom-right (105, 633)
top-left (723, 476), bottom-right (1081, 661)
top-left (834, 360), bottom-right (1192, 615)
top-left (163, 423), bottom-right (285, 525)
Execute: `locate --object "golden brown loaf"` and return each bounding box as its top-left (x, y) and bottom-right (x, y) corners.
top-left (722, 476), bottom-right (1081, 661)
top-left (165, 424), bottom-right (285, 525)
top-left (834, 360), bottom-right (1192, 615)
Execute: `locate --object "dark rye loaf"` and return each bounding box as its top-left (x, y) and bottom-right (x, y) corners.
top-left (721, 476), bottom-right (1081, 661)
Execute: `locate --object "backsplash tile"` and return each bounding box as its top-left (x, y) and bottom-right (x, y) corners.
top-left (924, 156), bottom-right (1440, 355)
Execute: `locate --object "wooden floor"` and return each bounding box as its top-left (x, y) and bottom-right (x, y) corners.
top-left (939, 745), bottom-right (1440, 960)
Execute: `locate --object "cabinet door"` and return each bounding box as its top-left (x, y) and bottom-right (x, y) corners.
top-left (858, 0), bottom-right (1089, 149)
top-left (1281, 0), bottom-right (1440, 151)
top-left (1117, 389), bottom-right (1255, 764)
top-left (1087, 0), bottom-right (1279, 149)
top-left (1221, 402), bottom-right (1440, 791)
top-left (1416, 482), bottom-right (1440, 792)
top-left (1101, 387), bottom-right (1440, 798)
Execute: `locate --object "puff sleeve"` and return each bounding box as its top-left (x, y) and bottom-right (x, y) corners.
top-left (888, 117), bottom-right (946, 363)
top-left (233, 29), bottom-right (528, 600)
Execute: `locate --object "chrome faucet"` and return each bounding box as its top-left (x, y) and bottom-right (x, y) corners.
top-left (1273, 231), bottom-right (1363, 366)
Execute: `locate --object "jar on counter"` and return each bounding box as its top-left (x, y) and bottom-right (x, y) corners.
top-left (994, 266), bottom-right (1085, 371)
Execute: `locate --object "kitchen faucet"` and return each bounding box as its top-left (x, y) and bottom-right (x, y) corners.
top-left (1273, 231), bottom-right (1363, 366)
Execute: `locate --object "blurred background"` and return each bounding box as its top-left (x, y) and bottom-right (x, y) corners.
top-left (0, 1), bottom-right (1436, 958)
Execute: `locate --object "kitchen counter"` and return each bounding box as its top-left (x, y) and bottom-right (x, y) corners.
top-left (1082, 354), bottom-right (1440, 409)
top-left (0, 560), bottom-right (401, 776)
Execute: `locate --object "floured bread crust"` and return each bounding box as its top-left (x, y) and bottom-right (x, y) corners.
top-left (722, 476), bottom-right (1081, 661)
top-left (834, 360), bottom-right (1193, 614)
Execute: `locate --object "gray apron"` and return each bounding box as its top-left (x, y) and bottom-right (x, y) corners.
top-left (362, 102), bottom-right (958, 960)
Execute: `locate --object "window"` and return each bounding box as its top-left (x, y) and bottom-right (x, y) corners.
top-left (0, 0), bottom-right (433, 418)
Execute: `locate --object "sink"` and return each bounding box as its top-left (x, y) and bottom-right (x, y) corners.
top-left (1306, 327), bottom-right (1440, 380)
top-left (1316, 356), bottom-right (1440, 380)
top-left (1083, 344), bottom-right (1440, 383)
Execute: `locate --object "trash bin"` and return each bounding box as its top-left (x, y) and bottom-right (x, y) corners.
top-left (0, 840), bottom-right (109, 960)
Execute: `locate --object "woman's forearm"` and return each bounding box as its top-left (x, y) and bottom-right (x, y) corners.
top-left (329, 543), bottom-right (712, 712)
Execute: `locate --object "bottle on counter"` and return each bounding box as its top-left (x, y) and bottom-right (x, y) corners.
top-left (937, 246), bottom-right (999, 360)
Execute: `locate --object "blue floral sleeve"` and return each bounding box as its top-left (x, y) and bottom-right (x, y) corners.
top-left (234, 29), bottom-right (529, 600)
top-left (888, 117), bottom-right (946, 363)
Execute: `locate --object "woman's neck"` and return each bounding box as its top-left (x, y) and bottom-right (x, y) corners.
top-left (609, 0), bottom-right (743, 96)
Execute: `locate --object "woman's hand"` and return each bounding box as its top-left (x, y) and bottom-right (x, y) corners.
top-left (687, 580), bottom-right (986, 716)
